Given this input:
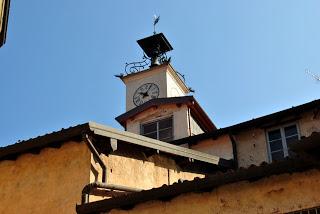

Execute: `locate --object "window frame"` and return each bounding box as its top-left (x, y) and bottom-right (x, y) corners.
top-left (266, 122), bottom-right (301, 162)
top-left (140, 116), bottom-right (174, 142)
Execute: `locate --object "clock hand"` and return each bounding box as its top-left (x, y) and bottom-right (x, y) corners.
top-left (139, 92), bottom-right (149, 98)
top-left (146, 84), bottom-right (152, 93)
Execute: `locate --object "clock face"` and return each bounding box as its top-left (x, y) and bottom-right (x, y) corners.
top-left (133, 83), bottom-right (160, 106)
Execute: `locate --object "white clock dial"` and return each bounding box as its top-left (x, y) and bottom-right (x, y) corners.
top-left (133, 83), bottom-right (159, 106)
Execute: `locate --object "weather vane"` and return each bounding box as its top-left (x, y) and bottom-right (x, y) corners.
top-left (153, 15), bottom-right (160, 35)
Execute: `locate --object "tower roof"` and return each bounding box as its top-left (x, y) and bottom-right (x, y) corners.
top-left (115, 96), bottom-right (216, 133)
top-left (137, 33), bottom-right (173, 58)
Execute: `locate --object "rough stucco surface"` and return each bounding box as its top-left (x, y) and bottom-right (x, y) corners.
top-left (126, 104), bottom-right (189, 140)
top-left (89, 152), bottom-right (203, 202)
top-left (191, 135), bottom-right (233, 160)
top-left (299, 111), bottom-right (320, 137)
top-left (0, 141), bottom-right (91, 214)
top-left (189, 115), bottom-right (204, 136)
top-left (235, 110), bottom-right (320, 168)
top-left (102, 152), bottom-right (201, 189)
top-left (235, 128), bottom-right (269, 168)
top-left (110, 169), bottom-right (320, 214)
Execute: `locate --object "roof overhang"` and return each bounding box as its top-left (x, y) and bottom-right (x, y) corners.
top-left (115, 96), bottom-right (216, 132)
top-left (0, 122), bottom-right (231, 169)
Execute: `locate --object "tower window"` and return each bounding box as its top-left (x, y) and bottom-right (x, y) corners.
top-left (267, 124), bottom-right (300, 162)
top-left (141, 117), bottom-right (173, 142)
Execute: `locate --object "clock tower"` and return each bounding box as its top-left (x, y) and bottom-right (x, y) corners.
top-left (118, 33), bottom-right (190, 111)
top-left (116, 32), bottom-right (216, 142)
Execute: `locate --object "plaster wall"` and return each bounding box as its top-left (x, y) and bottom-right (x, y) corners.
top-left (166, 70), bottom-right (186, 97)
top-left (110, 169), bottom-right (320, 214)
top-left (0, 141), bottom-right (91, 214)
top-left (299, 111), bottom-right (320, 137)
top-left (234, 128), bottom-right (269, 168)
top-left (89, 152), bottom-right (203, 202)
top-left (189, 115), bottom-right (204, 136)
top-left (123, 64), bottom-right (188, 111)
top-left (190, 109), bottom-right (320, 168)
top-left (234, 110), bottom-right (320, 168)
top-left (190, 135), bottom-right (233, 160)
top-left (126, 104), bottom-right (189, 140)
top-left (104, 153), bottom-right (202, 189)
top-left (124, 66), bottom-right (168, 111)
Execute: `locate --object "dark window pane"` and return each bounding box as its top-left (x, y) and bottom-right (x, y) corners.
top-left (159, 128), bottom-right (173, 141)
top-left (268, 129), bottom-right (281, 141)
top-left (142, 122), bottom-right (157, 134)
top-left (160, 137), bottom-right (173, 142)
top-left (308, 209), bottom-right (316, 214)
top-left (286, 135), bottom-right (299, 146)
top-left (284, 125), bottom-right (298, 137)
top-left (269, 139), bottom-right (283, 152)
top-left (143, 132), bottom-right (157, 140)
top-left (271, 151), bottom-right (285, 161)
top-left (159, 118), bottom-right (172, 129)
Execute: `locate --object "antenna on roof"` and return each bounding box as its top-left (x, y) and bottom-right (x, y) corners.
top-left (153, 15), bottom-right (160, 35)
top-left (305, 69), bottom-right (320, 82)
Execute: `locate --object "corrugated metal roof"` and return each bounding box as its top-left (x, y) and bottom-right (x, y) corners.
top-left (0, 123), bottom-right (91, 160)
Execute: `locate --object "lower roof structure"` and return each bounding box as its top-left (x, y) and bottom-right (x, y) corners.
top-left (76, 133), bottom-right (320, 214)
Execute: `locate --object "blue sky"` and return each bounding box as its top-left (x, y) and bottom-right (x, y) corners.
top-left (0, 1), bottom-right (319, 146)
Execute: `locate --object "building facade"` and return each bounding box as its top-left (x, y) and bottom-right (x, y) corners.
top-left (0, 32), bottom-right (319, 214)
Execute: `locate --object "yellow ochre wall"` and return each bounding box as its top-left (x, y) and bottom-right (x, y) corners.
top-left (104, 153), bottom-right (201, 189)
top-left (0, 141), bottom-right (91, 214)
top-left (110, 169), bottom-right (320, 214)
top-left (89, 151), bottom-right (203, 202)
top-left (234, 110), bottom-right (320, 168)
top-left (191, 135), bottom-right (233, 160)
